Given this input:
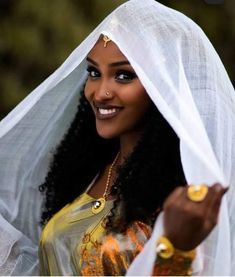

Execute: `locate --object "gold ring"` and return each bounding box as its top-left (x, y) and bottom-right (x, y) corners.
top-left (187, 184), bottom-right (208, 202)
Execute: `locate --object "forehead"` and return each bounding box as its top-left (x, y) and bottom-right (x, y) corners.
top-left (87, 37), bottom-right (129, 62)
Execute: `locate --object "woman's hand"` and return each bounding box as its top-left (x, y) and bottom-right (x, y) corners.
top-left (163, 183), bottom-right (227, 251)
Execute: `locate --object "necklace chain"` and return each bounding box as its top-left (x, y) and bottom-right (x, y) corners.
top-left (91, 152), bottom-right (120, 214)
top-left (103, 152), bottom-right (120, 199)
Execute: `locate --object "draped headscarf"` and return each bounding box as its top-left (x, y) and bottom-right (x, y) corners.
top-left (0, 0), bottom-right (234, 275)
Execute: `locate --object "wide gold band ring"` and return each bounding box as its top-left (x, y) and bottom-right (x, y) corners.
top-left (187, 184), bottom-right (208, 202)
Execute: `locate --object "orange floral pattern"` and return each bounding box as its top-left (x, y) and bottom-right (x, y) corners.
top-left (79, 221), bottom-right (195, 276)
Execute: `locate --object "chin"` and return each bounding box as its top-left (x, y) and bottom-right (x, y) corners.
top-left (97, 132), bottom-right (118, 140)
top-left (96, 128), bottom-right (121, 140)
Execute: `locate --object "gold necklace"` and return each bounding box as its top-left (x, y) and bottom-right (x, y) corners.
top-left (91, 152), bottom-right (120, 214)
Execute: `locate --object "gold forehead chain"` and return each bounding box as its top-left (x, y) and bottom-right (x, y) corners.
top-left (103, 35), bottom-right (111, 48)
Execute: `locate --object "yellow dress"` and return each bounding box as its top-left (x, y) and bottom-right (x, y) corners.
top-left (39, 192), bottom-right (152, 275)
top-left (39, 192), bottom-right (194, 276)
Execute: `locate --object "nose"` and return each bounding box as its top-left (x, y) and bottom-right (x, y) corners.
top-left (94, 79), bottom-right (114, 102)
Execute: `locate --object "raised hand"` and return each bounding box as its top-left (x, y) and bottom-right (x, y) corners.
top-left (163, 183), bottom-right (228, 251)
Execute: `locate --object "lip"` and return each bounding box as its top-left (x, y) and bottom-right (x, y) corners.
top-left (93, 103), bottom-right (123, 120)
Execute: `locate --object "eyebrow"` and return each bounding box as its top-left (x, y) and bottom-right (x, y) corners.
top-left (86, 57), bottom-right (130, 67)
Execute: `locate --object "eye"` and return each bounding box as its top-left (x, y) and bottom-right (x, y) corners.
top-left (116, 70), bottom-right (137, 82)
top-left (86, 66), bottom-right (100, 79)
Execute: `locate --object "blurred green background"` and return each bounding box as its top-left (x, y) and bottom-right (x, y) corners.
top-left (0, 0), bottom-right (234, 119)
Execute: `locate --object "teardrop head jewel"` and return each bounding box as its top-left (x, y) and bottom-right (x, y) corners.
top-left (91, 152), bottom-right (120, 214)
top-left (103, 35), bottom-right (111, 48)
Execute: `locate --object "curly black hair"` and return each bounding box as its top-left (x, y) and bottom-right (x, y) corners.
top-left (39, 91), bottom-right (186, 230)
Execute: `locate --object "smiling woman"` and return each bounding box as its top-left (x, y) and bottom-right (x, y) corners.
top-left (38, 35), bottom-right (188, 275)
top-left (0, 0), bottom-right (234, 276)
top-left (85, 38), bottom-right (151, 141)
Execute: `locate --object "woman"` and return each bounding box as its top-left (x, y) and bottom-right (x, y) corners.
top-left (0, 0), bottom-right (234, 275)
top-left (38, 36), bottom-right (225, 276)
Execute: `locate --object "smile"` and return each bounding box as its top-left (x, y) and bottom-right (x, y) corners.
top-left (99, 108), bottom-right (118, 115)
top-left (95, 107), bottom-right (122, 120)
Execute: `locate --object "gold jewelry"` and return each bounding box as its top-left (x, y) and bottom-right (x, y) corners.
top-left (156, 236), bottom-right (174, 259)
top-left (103, 35), bottom-right (111, 47)
top-left (156, 236), bottom-right (196, 260)
top-left (187, 184), bottom-right (208, 202)
top-left (91, 152), bottom-right (120, 214)
top-left (105, 92), bottom-right (110, 96)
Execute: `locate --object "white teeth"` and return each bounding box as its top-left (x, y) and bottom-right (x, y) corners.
top-left (98, 108), bottom-right (118, 115)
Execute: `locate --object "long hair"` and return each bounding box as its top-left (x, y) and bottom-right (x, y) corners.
top-left (39, 91), bottom-right (186, 230)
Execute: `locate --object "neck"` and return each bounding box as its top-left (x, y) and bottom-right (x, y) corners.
top-left (119, 130), bottom-right (143, 164)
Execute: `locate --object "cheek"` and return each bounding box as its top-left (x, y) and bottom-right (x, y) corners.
top-left (84, 81), bottom-right (91, 101)
top-left (132, 92), bottom-right (152, 119)
top-left (127, 88), bottom-right (151, 111)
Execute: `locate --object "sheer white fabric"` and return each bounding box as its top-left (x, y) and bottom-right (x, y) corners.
top-left (0, 0), bottom-right (234, 275)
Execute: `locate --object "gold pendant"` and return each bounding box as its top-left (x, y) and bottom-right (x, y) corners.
top-left (103, 35), bottom-right (111, 47)
top-left (91, 197), bottom-right (106, 214)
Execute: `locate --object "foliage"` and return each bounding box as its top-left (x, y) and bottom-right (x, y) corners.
top-left (0, 0), bottom-right (234, 118)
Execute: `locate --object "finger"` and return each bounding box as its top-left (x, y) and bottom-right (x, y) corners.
top-left (182, 184), bottom-right (210, 207)
top-left (181, 184), bottom-right (221, 218)
top-left (163, 185), bottom-right (185, 209)
top-left (189, 183), bottom-right (226, 207)
top-left (204, 183), bottom-right (227, 223)
top-left (208, 183), bottom-right (227, 215)
top-left (170, 185), bottom-right (185, 199)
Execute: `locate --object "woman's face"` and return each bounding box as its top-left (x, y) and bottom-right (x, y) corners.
top-left (84, 37), bottom-right (151, 139)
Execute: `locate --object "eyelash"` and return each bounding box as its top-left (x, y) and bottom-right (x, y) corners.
top-left (86, 66), bottom-right (137, 82)
top-left (86, 66), bottom-right (100, 79)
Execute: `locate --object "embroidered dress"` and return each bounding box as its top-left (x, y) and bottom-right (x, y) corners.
top-left (39, 192), bottom-right (147, 275)
top-left (39, 192), bottom-right (193, 276)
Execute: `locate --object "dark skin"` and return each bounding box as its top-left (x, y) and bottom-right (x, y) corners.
top-left (85, 38), bottom-right (150, 199)
top-left (164, 183), bottom-right (227, 250)
top-left (87, 163), bottom-right (117, 200)
top-left (85, 37), bottom-right (227, 251)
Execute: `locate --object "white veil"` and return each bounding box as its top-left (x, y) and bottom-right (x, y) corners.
top-left (0, 0), bottom-right (234, 275)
